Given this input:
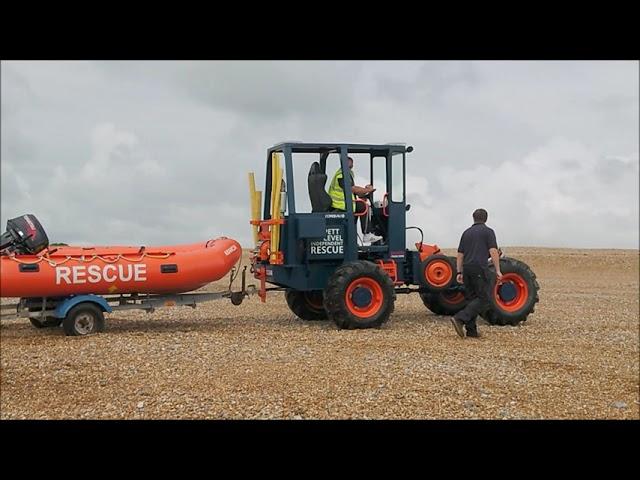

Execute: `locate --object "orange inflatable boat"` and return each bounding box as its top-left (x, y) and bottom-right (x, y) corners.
top-left (1, 232), bottom-right (242, 298)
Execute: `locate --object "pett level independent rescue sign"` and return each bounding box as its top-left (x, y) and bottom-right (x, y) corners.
top-left (308, 225), bottom-right (345, 259)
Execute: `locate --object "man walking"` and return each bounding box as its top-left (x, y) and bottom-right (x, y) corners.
top-left (451, 208), bottom-right (502, 338)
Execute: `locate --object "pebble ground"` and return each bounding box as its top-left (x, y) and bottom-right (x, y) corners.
top-left (1, 248), bottom-right (638, 419)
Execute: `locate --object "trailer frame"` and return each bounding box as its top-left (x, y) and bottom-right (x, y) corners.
top-left (0, 266), bottom-right (258, 335)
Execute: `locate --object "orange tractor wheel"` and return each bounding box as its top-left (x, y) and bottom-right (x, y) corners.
top-left (481, 257), bottom-right (540, 326)
top-left (323, 261), bottom-right (396, 330)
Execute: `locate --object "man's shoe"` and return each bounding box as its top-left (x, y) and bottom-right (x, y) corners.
top-left (466, 330), bottom-right (481, 338)
top-left (450, 317), bottom-right (465, 338)
top-left (362, 233), bottom-right (383, 244)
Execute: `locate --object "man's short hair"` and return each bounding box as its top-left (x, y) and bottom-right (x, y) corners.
top-left (473, 208), bottom-right (488, 223)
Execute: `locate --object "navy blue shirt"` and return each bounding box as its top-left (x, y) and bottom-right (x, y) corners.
top-left (457, 223), bottom-right (498, 266)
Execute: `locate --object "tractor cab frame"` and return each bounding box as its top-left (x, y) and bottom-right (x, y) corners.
top-left (254, 143), bottom-right (413, 288)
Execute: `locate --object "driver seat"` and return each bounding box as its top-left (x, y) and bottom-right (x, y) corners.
top-left (308, 162), bottom-right (333, 213)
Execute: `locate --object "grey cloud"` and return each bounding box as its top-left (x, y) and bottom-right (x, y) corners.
top-left (1, 63), bottom-right (36, 119)
top-left (1, 61), bottom-right (638, 249)
top-left (2, 127), bottom-right (37, 166)
top-left (177, 61), bottom-right (362, 118)
top-left (595, 157), bottom-right (638, 185)
top-left (373, 61), bottom-right (479, 104)
top-left (416, 61), bottom-right (479, 102)
top-left (1, 65), bottom-right (40, 179)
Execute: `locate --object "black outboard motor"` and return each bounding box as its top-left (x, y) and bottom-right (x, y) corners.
top-left (0, 214), bottom-right (49, 255)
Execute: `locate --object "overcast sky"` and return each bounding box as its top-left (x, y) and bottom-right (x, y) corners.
top-left (1, 61), bottom-right (638, 249)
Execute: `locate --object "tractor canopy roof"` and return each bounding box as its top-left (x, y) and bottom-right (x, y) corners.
top-left (268, 142), bottom-right (410, 155)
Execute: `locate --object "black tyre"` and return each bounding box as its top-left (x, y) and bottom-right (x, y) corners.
top-left (419, 288), bottom-right (469, 316)
top-left (62, 303), bottom-right (105, 336)
top-left (418, 254), bottom-right (456, 292)
top-left (30, 317), bottom-right (63, 328)
top-left (481, 257), bottom-right (540, 326)
top-left (285, 289), bottom-right (328, 321)
top-left (324, 261), bottom-right (396, 329)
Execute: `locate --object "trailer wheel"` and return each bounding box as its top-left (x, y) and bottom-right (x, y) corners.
top-left (230, 291), bottom-right (244, 306)
top-left (419, 288), bottom-right (469, 316)
top-left (62, 303), bottom-right (105, 336)
top-left (324, 261), bottom-right (395, 330)
top-left (30, 317), bottom-right (63, 328)
top-left (481, 257), bottom-right (540, 326)
top-left (285, 289), bottom-right (327, 320)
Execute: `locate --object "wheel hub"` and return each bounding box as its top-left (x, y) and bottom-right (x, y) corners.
top-left (425, 259), bottom-right (453, 287)
top-left (351, 286), bottom-right (373, 307)
top-left (498, 282), bottom-right (517, 302)
top-left (75, 313), bottom-right (95, 335)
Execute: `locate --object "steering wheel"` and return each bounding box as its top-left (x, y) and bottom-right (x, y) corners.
top-left (382, 193), bottom-right (389, 217)
top-left (354, 198), bottom-right (369, 217)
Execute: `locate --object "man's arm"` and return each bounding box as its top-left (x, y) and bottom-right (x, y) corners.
top-left (456, 252), bottom-right (464, 283)
top-left (489, 248), bottom-right (502, 281)
top-left (337, 178), bottom-right (374, 197)
top-left (353, 185), bottom-right (374, 197)
top-left (456, 233), bottom-right (465, 283)
top-left (487, 228), bottom-right (502, 280)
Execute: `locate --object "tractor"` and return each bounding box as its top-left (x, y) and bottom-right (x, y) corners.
top-left (248, 142), bottom-right (539, 329)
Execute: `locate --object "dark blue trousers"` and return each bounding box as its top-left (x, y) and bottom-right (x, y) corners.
top-left (454, 264), bottom-right (492, 332)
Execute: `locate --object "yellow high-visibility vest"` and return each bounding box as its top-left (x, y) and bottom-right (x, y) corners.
top-left (328, 168), bottom-right (356, 210)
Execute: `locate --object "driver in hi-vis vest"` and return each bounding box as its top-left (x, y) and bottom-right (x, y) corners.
top-left (328, 156), bottom-right (383, 244)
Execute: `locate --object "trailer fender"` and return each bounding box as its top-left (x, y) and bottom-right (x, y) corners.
top-left (54, 295), bottom-right (113, 319)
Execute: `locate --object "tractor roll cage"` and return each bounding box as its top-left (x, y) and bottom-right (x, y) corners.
top-left (263, 142), bottom-right (409, 220)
